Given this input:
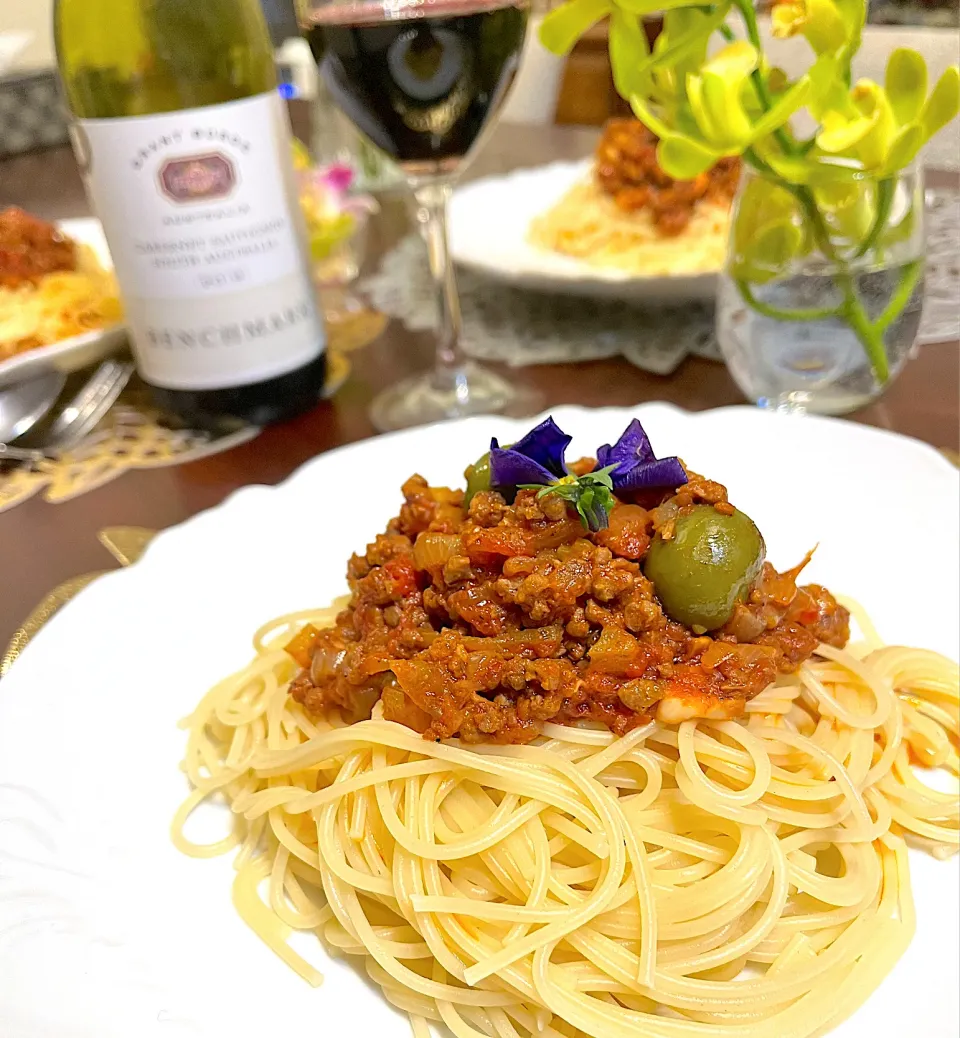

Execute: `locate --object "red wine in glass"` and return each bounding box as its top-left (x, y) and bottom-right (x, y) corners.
top-left (306, 0), bottom-right (528, 177)
top-left (303, 0), bottom-right (531, 431)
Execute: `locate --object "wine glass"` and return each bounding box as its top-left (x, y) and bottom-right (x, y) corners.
top-left (301, 0), bottom-right (530, 431)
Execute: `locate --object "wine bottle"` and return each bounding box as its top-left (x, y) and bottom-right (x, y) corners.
top-left (55, 0), bottom-right (327, 427)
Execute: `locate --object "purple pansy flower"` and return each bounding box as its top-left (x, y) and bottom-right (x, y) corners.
top-left (482, 415), bottom-right (685, 532)
top-left (489, 417), bottom-right (572, 490)
top-left (595, 418), bottom-right (687, 493)
top-left (489, 417), bottom-right (615, 530)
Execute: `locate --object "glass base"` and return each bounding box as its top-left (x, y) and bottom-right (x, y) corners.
top-left (369, 362), bottom-right (538, 432)
top-left (756, 389), bottom-right (883, 416)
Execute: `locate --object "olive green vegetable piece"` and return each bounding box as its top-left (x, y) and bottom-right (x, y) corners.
top-left (464, 452), bottom-right (492, 508)
top-left (644, 505), bottom-right (766, 632)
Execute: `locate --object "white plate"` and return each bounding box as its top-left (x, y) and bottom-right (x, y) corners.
top-left (0, 217), bottom-right (126, 390)
top-left (450, 161), bottom-right (718, 303)
top-left (0, 404), bottom-right (957, 1038)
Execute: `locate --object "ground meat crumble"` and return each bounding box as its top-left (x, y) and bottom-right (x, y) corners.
top-left (289, 467), bottom-right (849, 743)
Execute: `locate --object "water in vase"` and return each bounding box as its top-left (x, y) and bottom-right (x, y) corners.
top-left (718, 263), bottom-right (924, 415)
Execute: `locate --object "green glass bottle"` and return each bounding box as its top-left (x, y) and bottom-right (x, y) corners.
top-left (55, 0), bottom-right (327, 426)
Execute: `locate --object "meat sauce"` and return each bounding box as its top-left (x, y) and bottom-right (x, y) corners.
top-left (595, 118), bottom-right (740, 237)
top-left (289, 467), bottom-right (849, 743)
top-left (0, 207), bottom-right (77, 289)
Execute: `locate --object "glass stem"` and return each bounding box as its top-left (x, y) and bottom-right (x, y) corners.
top-left (412, 179), bottom-right (466, 391)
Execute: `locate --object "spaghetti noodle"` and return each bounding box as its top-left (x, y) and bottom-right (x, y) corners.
top-left (529, 179), bottom-right (730, 277)
top-left (173, 602), bottom-right (959, 1038)
top-left (0, 207), bottom-right (121, 359)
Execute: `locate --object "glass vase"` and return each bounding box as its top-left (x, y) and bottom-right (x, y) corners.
top-left (716, 165), bottom-right (925, 415)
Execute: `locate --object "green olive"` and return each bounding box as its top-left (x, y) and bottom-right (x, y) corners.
top-left (644, 505), bottom-right (766, 632)
top-left (464, 451), bottom-right (492, 508)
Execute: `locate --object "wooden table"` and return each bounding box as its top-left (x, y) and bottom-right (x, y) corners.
top-left (1, 123), bottom-right (957, 650)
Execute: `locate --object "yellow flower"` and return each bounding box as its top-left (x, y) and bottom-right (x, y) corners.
top-left (686, 42), bottom-right (758, 148)
top-left (816, 57), bottom-right (959, 174)
top-left (771, 0), bottom-right (848, 54)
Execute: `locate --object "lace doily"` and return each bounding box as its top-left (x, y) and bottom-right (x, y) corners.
top-left (923, 190), bottom-right (960, 343)
top-left (364, 190), bottom-right (959, 373)
top-left (0, 401), bottom-right (261, 514)
top-left (0, 347), bottom-right (359, 514)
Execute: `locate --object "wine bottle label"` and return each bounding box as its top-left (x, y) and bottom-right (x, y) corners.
top-left (77, 92), bottom-right (325, 391)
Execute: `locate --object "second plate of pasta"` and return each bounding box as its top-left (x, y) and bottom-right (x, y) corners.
top-left (0, 215), bottom-right (126, 389)
top-left (450, 161), bottom-right (722, 303)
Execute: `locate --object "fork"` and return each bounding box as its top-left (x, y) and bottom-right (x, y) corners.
top-left (42, 359), bottom-right (135, 450)
top-left (0, 359), bottom-right (135, 462)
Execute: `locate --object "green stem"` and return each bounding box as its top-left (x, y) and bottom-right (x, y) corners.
top-left (791, 186), bottom-right (834, 254)
top-left (794, 188), bottom-right (893, 381)
top-left (854, 176), bottom-right (895, 259)
top-left (730, 0), bottom-right (894, 384)
top-left (875, 259), bottom-right (923, 335)
top-left (836, 272), bottom-right (890, 382)
top-left (734, 0), bottom-right (797, 158)
top-left (736, 280), bottom-right (839, 322)
top-left (792, 188), bottom-right (891, 378)
top-left (744, 145), bottom-right (775, 177)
